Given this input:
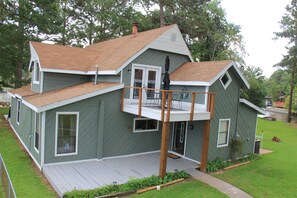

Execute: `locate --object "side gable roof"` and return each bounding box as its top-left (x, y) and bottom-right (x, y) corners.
top-left (239, 98), bottom-right (266, 115)
top-left (30, 24), bottom-right (192, 74)
top-left (9, 82), bottom-right (123, 113)
top-left (170, 60), bottom-right (250, 88)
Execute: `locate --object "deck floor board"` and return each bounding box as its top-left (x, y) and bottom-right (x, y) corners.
top-left (43, 152), bottom-right (197, 197)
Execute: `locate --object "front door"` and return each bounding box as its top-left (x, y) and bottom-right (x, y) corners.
top-left (131, 65), bottom-right (161, 102)
top-left (172, 121), bottom-right (187, 155)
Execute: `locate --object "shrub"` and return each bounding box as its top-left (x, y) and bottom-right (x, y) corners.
top-left (230, 138), bottom-right (244, 162)
top-left (206, 158), bottom-right (231, 172)
top-left (63, 170), bottom-right (189, 198)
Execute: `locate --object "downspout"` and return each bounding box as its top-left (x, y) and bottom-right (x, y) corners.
top-left (234, 82), bottom-right (241, 138)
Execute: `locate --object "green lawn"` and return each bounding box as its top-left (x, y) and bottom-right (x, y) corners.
top-left (0, 107), bottom-right (57, 198)
top-left (133, 179), bottom-right (228, 198)
top-left (215, 119), bottom-right (297, 197)
top-left (0, 182), bottom-right (5, 197)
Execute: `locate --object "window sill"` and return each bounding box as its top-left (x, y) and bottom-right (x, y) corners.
top-left (55, 152), bottom-right (78, 157)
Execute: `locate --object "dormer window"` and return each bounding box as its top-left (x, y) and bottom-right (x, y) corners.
top-left (33, 62), bottom-right (40, 84)
top-left (220, 71), bottom-right (231, 89)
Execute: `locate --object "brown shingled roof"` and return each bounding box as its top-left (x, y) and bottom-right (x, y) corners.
top-left (31, 25), bottom-right (175, 72)
top-left (30, 42), bottom-right (100, 71)
top-left (86, 25), bottom-right (175, 71)
top-left (8, 85), bottom-right (37, 97)
top-left (24, 82), bottom-right (122, 109)
top-left (170, 60), bottom-right (233, 82)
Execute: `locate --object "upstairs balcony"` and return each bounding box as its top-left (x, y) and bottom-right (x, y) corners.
top-left (121, 86), bottom-right (215, 122)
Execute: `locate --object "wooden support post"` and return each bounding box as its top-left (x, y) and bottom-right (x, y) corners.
top-left (138, 88), bottom-right (142, 117)
top-left (159, 121), bottom-right (170, 179)
top-left (161, 91), bottom-right (165, 122)
top-left (200, 120), bottom-right (211, 172)
top-left (190, 92), bottom-right (195, 121)
top-left (166, 92), bottom-right (172, 122)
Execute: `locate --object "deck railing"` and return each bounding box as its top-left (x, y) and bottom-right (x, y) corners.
top-left (121, 86), bottom-right (215, 122)
top-left (0, 154), bottom-right (17, 198)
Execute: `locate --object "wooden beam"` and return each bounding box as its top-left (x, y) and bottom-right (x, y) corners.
top-left (161, 91), bottom-right (165, 122)
top-left (190, 92), bottom-right (196, 121)
top-left (200, 120), bottom-right (211, 172)
top-left (166, 92), bottom-right (172, 122)
top-left (138, 88), bottom-right (142, 117)
top-left (159, 122), bottom-right (170, 178)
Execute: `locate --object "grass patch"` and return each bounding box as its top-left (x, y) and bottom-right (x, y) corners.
top-left (133, 179), bottom-right (228, 198)
top-left (214, 119), bottom-right (297, 197)
top-left (0, 107), bottom-right (57, 197)
top-left (0, 182), bottom-right (5, 197)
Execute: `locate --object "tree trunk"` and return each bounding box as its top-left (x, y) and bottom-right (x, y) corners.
top-left (287, 72), bottom-right (295, 123)
top-left (159, 1), bottom-right (165, 27)
top-left (15, 1), bottom-right (25, 88)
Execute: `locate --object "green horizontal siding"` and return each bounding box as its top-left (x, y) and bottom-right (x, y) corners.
top-left (44, 89), bottom-right (163, 164)
top-left (10, 97), bottom-right (41, 165)
top-left (238, 103), bottom-right (258, 155)
top-left (43, 72), bottom-right (90, 92)
top-left (208, 67), bottom-right (242, 161)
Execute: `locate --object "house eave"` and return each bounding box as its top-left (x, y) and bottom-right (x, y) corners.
top-left (239, 98), bottom-right (266, 115)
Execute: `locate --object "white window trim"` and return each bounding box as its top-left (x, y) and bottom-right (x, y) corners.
top-left (55, 112), bottom-right (79, 157)
top-left (33, 62), bottom-right (40, 85)
top-left (217, 118), bottom-right (231, 148)
top-left (220, 71), bottom-right (232, 90)
top-left (34, 112), bottom-right (40, 153)
top-left (133, 118), bottom-right (159, 133)
top-left (16, 98), bottom-right (21, 125)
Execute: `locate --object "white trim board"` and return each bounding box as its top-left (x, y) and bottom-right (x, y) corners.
top-left (239, 98), bottom-right (266, 115)
top-left (54, 112), bottom-right (79, 157)
top-left (217, 118), bottom-right (231, 148)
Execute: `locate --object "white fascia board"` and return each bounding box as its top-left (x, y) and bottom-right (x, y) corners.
top-left (209, 61), bottom-right (250, 89)
top-left (15, 94), bottom-right (23, 99)
top-left (170, 81), bottom-right (210, 86)
top-left (29, 42), bottom-right (41, 71)
top-left (7, 92), bottom-right (15, 98)
top-left (22, 100), bottom-right (38, 112)
top-left (41, 68), bottom-right (117, 75)
top-left (239, 98), bottom-right (266, 115)
top-left (115, 47), bottom-right (149, 74)
top-left (115, 25), bottom-right (193, 74)
top-left (35, 84), bottom-right (124, 113)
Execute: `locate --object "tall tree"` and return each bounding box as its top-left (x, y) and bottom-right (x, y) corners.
top-left (1, 0), bottom-right (60, 87)
top-left (241, 66), bottom-right (267, 107)
top-left (275, 0), bottom-right (297, 122)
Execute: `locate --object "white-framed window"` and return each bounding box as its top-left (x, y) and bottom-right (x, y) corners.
top-left (220, 71), bottom-right (232, 89)
top-left (33, 62), bottom-right (40, 84)
top-left (133, 118), bottom-right (159, 133)
top-left (34, 112), bottom-right (41, 152)
top-left (217, 119), bottom-right (231, 147)
top-left (55, 112), bottom-right (79, 156)
top-left (16, 98), bottom-right (21, 124)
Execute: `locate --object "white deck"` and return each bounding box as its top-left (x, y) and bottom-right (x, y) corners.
top-left (123, 99), bottom-right (211, 121)
top-left (43, 152), bottom-right (198, 197)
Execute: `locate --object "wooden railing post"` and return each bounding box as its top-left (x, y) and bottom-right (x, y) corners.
top-left (190, 92), bottom-right (196, 121)
top-left (159, 121), bottom-right (170, 179)
top-left (161, 91), bottom-right (165, 122)
top-left (138, 88), bottom-right (142, 117)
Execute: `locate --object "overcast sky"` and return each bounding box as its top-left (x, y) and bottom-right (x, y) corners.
top-left (221, 0), bottom-right (291, 77)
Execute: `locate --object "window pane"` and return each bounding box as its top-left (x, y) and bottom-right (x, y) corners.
top-left (218, 120), bottom-right (229, 145)
top-left (134, 119), bottom-right (158, 132)
top-left (35, 63), bottom-right (40, 81)
top-left (133, 69), bottom-right (143, 99)
top-left (57, 114), bottom-right (77, 154)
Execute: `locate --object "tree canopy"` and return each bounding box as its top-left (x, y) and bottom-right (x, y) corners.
top-left (0, 0), bottom-right (246, 88)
